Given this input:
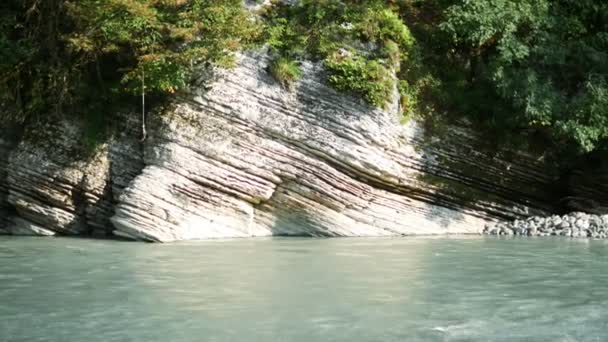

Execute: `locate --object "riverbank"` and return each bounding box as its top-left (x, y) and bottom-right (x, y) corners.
top-left (485, 212), bottom-right (608, 238)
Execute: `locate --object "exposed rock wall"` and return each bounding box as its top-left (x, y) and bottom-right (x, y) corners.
top-left (0, 136), bottom-right (12, 234)
top-left (563, 152), bottom-right (608, 214)
top-left (0, 117), bottom-right (143, 237)
top-left (110, 51), bottom-right (559, 241)
top-left (0, 52), bottom-right (561, 241)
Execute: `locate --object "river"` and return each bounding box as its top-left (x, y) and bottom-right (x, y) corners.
top-left (1, 236), bottom-right (607, 341)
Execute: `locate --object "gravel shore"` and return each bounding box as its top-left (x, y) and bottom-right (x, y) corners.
top-left (485, 212), bottom-right (608, 238)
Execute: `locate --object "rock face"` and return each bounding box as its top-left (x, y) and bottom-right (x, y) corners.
top-left (0, 116), bottom-right (143, 237)
top-left (562, 152), bottom-right (608, 214)
top-left (0, 136), bottom-right (13, 234)
top-left (0, 52), bottom-right (562, 241)
top-left (110, 51), bottom-right (559, 241)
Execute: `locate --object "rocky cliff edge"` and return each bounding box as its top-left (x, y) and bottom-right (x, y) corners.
top-left (0, 52), bottom-right (559, 241)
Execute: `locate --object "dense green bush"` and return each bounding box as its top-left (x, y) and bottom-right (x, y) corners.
top-left (261, 0), bottom-right (414, 108)
top-left (325, 52), bottom-right (394, 108)
top-left (269, 57), bottom-right (302, 89)
top-left (437, 0), bottom-right (608, 153)
top-left (0, 0), bottom-right (261, 124)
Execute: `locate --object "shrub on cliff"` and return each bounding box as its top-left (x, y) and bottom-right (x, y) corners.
top-left (269, 57), bottom-right (302, 89)
top-left (261, 0), bottom-right (414, 109)
top-left (325, 52), bottom-right (394, 108)
top-left (0, 0), bottom-right (262, 124)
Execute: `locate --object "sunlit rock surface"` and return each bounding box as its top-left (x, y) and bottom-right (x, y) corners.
top-left (0, 52), bottom-right (563, 241)
top-left (109, 52), bottom-right (558, 241)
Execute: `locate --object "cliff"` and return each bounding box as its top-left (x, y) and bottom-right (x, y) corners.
top-left (0, 52), bottom-right (561, 241)
top-left (563, 152), bottom-right (608, 214)
top-left (0, 135), bottom-right (13, 234)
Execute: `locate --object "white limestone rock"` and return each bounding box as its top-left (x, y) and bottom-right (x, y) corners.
top-left (9, 217), bottom-right (56, 236)
top-left (0, 52), bottom-right (561, 242)
top-left (111, 52), bottom-right (557, 241)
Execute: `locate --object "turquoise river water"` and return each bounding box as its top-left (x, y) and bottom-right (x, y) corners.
top-left (1, 236), bottom-right (607, 341)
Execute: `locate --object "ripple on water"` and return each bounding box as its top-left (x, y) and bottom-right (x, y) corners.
top-left (1, 236), bottom-right (608, 342)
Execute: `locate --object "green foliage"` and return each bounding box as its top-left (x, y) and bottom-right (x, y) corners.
top-left (325, 52), bottom-right (394, 108)
top-left (356, 7), bottom-right (414, 48)
top-left (269, 57), bottom-right (302, 89)
top-left (436, 0), bottom-right (608, 153)
top-left (0, 0), bottom-right (261, 125)
top-left (262, 0), bottom-right (414, 108)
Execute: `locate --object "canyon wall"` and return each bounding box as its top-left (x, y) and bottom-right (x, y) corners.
top-left (0, 117), bottom-right (143, 237)
top-left (0, 52), bottom-right (561, 241)
top-left (0, 136), bottom-right (12, 234)
top-left (563, 152), bottom-right (608, 214)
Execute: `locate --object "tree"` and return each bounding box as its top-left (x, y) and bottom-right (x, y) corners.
top-left (439, 0), bottom-right (608, 153)
top-left (0, 0), bottom-right (261, 126)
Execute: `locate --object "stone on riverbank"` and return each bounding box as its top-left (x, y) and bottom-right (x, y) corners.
top-left (485, 212), bottom-right (608, 238)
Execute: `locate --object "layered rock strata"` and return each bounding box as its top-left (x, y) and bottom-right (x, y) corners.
top-left (0, 51), bottom-right (562, 241)
top-left (0, 136), bottom-right (13, 234)
top-left (563, 154), bottom-right (608, 214)
top-left (110, 52), bottom-right (559, 241)
top-left (0, 117), bottom-right (143, 237)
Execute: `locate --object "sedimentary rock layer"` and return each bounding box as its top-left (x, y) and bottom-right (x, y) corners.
top-left (0, 51), bottom-right (563, 241)
top-left (111, 51), bottom-right (558, 241)
top-left (0, 136), bottom-right (12, 234)
top-left (0, 117), bottom-right (143, 237)
top-left (564, 153), bottom-right (608, 214)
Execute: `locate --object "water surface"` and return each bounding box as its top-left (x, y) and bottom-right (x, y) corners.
top-left (1, 236), bottom-right (607, 341)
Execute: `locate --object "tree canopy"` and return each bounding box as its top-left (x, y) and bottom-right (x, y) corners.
top-left (0, 0), bottom-right (606, 157)
top-left (0, 0), bottom-right (261, 123)
top-left (438, 0), bottom-right (608, 153)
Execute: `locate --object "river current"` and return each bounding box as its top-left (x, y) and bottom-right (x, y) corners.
top-left (1, 236), bottom-right (607, 341)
